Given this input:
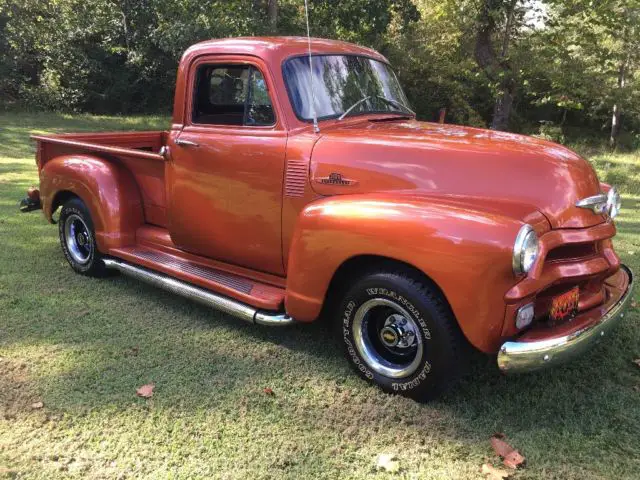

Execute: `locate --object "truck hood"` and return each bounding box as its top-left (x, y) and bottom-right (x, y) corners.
top-left (309, 119), bottom-right (605, 228)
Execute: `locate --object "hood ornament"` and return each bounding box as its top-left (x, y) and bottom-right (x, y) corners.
top-left (576, 188), bottom-right (621, 218)
top-left (575, 193), bottom-right (608, 215)
top-left (316, 172), bottom-right (358, 186)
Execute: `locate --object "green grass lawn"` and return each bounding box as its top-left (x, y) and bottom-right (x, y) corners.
top-left (1, 112), bottom-right (639, 479)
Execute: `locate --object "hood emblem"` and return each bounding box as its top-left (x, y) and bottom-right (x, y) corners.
top-left (575, 193), bottom-right (608, 215)
top-left (316, 172), bottom-right (358, 186)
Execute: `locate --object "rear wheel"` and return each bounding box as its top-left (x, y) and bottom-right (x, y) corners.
top-left (338, 270), bottom-right (464, 400)
top-left (58, 197), bottom-right (107, 277)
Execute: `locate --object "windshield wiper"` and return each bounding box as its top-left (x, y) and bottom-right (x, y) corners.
top-left (338, 95), bottom-right (415, 121)
top-left (338, 96), bottom-right (373, 120)
top-left (377, 97), bottom-right (415, 116)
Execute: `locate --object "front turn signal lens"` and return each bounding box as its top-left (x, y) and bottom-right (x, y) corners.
top-left (515, 303), bottom-right (535, 330)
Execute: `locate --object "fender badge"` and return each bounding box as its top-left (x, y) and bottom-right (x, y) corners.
top-left (315, 172), bottom-right (358, 186)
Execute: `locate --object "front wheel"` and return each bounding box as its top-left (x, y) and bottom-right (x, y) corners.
top-left (58, 197), bottom-right (107, 277)
top-left (338, 270), bottom-right (464, 400)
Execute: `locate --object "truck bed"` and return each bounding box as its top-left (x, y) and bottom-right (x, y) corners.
top-left (33, 131), bottom-right (169, 227)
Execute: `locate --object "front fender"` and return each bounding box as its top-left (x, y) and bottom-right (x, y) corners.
top-left (285, 194), bottom-right (533, 353)
top-left (40, 154), bottom-right (144, 251)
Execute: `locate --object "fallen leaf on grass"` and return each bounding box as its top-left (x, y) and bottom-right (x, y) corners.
top-left (490, 435), bottom-right (525, 469)
top-left (376, 453), bottom-right (400, 473)
top-left (490, 437), bottom-right (513, 458)
top-left (631, 301), bottom-right (637, 309)
top-left (263, 387), bottom-right (274, 396)
top-left (136, 384), bottom-right (154, 398)
top-left (633, 359), bottom-right (640, 368)
top-left (482, 463), bottom-right (511, 479)
top-left (503, 450), bottom-right (526, 469)
top-left (31, 401), bottom-right (44, 409)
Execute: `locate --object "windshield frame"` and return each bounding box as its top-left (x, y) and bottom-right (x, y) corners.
top-left (281, 53), bottom-right (413, 124)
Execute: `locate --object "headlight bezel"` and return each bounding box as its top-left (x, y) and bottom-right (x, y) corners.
top-left (513, 224), bottom-right (539, 275)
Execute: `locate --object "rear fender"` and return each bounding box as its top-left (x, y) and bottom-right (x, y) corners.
top-left (40, 154), bottom-right (144, 251)
top-left (285, 194), bottom-right (528, 353)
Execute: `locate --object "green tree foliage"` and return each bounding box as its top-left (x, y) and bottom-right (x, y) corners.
top-left (0, 0), bottom-right (638, 144)
top-left (383, 1), bottom-right (488, 125)
top-left (532, 1), bottom-right (640, 145)
top-left (0, 0), bottom-right (417, 113)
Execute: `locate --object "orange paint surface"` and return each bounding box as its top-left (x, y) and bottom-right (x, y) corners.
top-left (31, 37), bottom-right (628, 353)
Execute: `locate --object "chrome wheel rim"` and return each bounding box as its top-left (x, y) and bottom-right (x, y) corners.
top-left (353, 298), bottom-right (423, 378)
top-left (64, 214), bottom-right (92, 264)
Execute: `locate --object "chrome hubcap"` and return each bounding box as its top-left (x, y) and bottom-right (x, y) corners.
top-left (380, 313), bottom-right (417, 348)
top-left (353, 298), bottom-right (423, 378)
top-left (64, 214), bottom-right (92, 264)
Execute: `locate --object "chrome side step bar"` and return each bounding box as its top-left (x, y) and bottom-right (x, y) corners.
top-left (103, 258), bottom-right (294, 327)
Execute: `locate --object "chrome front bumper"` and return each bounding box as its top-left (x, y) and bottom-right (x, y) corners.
top-left (498, 265), bottom-right (634, 374)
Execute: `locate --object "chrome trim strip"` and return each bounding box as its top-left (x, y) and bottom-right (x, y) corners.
top-left (498, 265), bottom-right (634, 374)
top-left (576, 193), bottom-right (608, 214)
top-left (254, 311), bottom-right (294, 326)
top-left (103, 258), bottom-right (294, 327)
top-left (175, 139), bottom-right (200, 148)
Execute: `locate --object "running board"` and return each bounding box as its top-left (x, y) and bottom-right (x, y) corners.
top-left (102, 258), bottom-right (294, 327)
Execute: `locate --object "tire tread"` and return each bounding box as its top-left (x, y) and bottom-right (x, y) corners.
top-left (338, 265), bottom-right (466, 400)
top-left (58, 197), bottom-right (108, 278)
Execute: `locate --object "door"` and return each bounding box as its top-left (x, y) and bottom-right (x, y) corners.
top-left (167, 57), bottom-right (287, 275)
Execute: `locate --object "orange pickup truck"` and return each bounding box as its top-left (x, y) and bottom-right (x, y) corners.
top-left (23, 37), bottom-right (634, 399)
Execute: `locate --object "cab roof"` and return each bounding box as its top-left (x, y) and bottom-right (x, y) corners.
top-left (182, 36), bottom-right (388, 66)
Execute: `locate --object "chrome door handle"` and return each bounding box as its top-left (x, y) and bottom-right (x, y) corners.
top-left (175, 139), bottom-right (199, 148)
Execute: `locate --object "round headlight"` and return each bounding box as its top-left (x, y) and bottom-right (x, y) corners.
top-left (607, 187), bottom-right (621, 218)
top-left (513, 224), bottom-right (539, 275)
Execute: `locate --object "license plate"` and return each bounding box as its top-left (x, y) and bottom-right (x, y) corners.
top-left (549, 286), bottom-right (579, 323)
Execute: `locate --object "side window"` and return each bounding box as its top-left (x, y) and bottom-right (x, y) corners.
top-left (193, 65), bottom-right (275, 126)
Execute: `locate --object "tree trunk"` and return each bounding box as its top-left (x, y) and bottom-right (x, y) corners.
top-left (560, 108), bottom-right (568, 126)
top-left (474, 1), bottom-right (499, 81)
top-left (267, 0), bottom-right (278, 32)
top-left (110, 0), bottom-right (131, 51)
top-left (609, 57), bottom-right (628, 149)
top-left (121, 0), bottom-right (130, 51)
top-left (492, 88), bottom-right (514, 130)
top-left (474, 0), bottom-right (518, 131)
top-left (501, 0), bottom-right (518, 58)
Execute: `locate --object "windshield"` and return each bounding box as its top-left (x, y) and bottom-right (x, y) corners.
top-left (283, 55), bottom-right (411, 121)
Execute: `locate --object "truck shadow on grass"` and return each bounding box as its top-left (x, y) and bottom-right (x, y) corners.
top-left (2, 233), bottom-right (639, 476)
